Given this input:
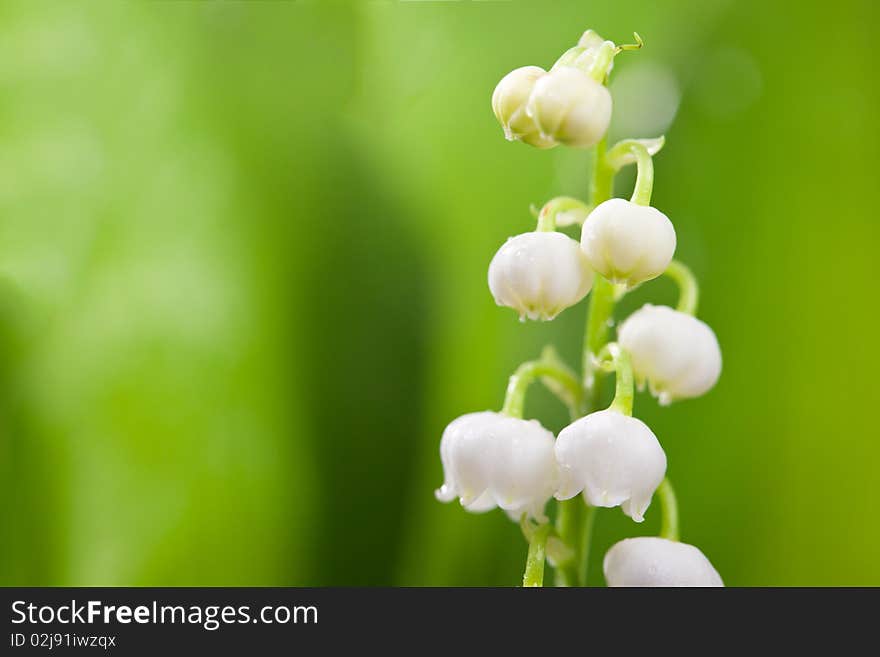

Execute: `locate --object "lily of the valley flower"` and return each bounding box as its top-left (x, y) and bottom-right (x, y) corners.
top-left (554, 409), bottom-right (666, 522)
top-left (436, 411), bottom-right (558, 520)
top-left (618, 304), bottom-right (722, 405)
top-left (580, 198), bottom-right (676, 286)
top-left (603, 536), bottom-right (724, 587)
top-left (526, 66), bottom-right (612, 148)
top-left (492, 66), bottom-right (557, 149)
top-left (488, 231), bottom-right (593, 321)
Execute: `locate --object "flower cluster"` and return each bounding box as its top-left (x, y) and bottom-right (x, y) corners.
top-left (435, 29), bottom-right (726, 587)
top-left (492, 30), bottom-right (613, 149)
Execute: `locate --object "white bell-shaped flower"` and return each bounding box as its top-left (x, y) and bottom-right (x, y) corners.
top-left (580, 198), bottom-right (676, 286)
top-left (604, 536), bottom-right (724, 587)
top-left (488, 231), bottom-right (593, 321)
top-left (492, 66), bottom-right (557, 149)
top-left (554, 409), bottom-right (666, 522)
top-left (525, 66), bottom-right (612, 148)
top-left (436, 411), bottom-right (557, 520)
top-left (618, 304), bottom-right (722, 405)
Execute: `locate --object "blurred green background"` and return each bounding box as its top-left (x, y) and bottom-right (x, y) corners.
top-left (1, 0), bottom-right (878, 586)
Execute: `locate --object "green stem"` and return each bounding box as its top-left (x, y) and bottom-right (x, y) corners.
top-left (553, 500), bottom-right (583, 586)
top-left (605, 137), bottom-right (665, 171)
top-left (507, 353), bottom-right (581, 587)
top-left (628, 142), bottom-right (654, 206)
top-left (555, 138), bottom-right (618, 587)
top-left (576, 504), bottom-right (597, 586)
top-left (597, 343), bottom-right (634, 416)
top-left (664, 260), bottom-right (699, 315)
top-left (522, 523), bottom-right (551, 587)
top-left (581, 139), bottom-right (616, 408)
top-left (617, 32), bottom-right (644, 52)
top-left (501, 359), bottom-right (583, 419)
top-left (581, 276), bottom-right (615, 408)
top-left (657, 478), bottom-right (680, 541)
top-left (536, 196), bottom-right (592, 231)
top-left (591, 139), bottom-right (615, 205)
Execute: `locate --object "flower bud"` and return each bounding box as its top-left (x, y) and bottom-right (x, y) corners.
top-left (488, 231), bottom-right (593, 321)
top-left (492, 66), bottom-right (557, 148)
top-left (436, 411), bottom-right (558, 520)
top-left (554, 409), bottom-right (666, 522)
top-left (580, 198), bottom-right (676, 286)
top-left (604, 536), bottom-right (724, 587)
top-left (577, 29), bottom-right (606, 51)
top-left (618, 304), bottom-right (722, 405)
top-left (526, 66), bottom-right (612, 148)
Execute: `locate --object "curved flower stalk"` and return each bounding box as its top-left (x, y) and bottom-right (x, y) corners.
top-left (554, 345), bottom-right (666, 522)
top-left (436, 352), bottom-right (583, 522)
top-left (580, 142), bottom-right (677, 286)
top-left (437, 28), bottom-right (726, 588)
top-left (618, 261), bottom-right (722, 404)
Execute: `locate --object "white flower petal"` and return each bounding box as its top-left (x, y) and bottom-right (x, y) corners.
top-left (492, 66), bottom-right (557, 149)
top-left (436, 412), bottom-right (557, 520)
top-left (554, 409), bottom-right (666, 522)
top-left (618, 304), bottom-right (721, 403)
top-left (463, 491), bottom-right (496, 513)
top-left (604, 537), bottom-right (724, 587)
top-left (526, 67), bottom-right (612, 148)
top-left (580, 198), bottom-right (676, 286)
top-left (488, 231), bottom-right (593, 321)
